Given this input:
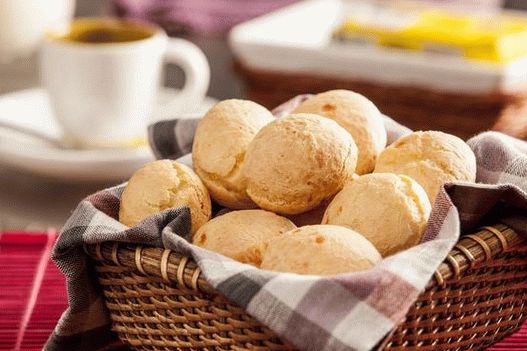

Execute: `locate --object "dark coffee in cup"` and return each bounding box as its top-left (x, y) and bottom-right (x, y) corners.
top-left (51, 18), bottom-right (156, 44)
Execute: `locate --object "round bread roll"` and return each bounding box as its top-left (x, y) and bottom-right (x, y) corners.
top-left (322, 173), bottom-right (431, 257)
top-left (119, 160), bottom-right (211, 234)
top-left (193, 210), bottom-right (296, 266)
top-left (374, 131), bottom-right (477, 203)
top-left (242, 113), bottom-right (358, 215)
top-left (261, 225), bottom-right (381, 275)
top-left (192, 99), bottom-right (274, 209)
top-left (293, 90), bottom-right (386, 174)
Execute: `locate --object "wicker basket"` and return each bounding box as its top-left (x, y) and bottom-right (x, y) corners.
top-left (234, 62), bottom-right (527, 141)
top-left (86, 223), bottom-right (527, 351)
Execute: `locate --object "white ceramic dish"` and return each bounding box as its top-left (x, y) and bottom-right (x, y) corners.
top-left (0, 88), bottom-right (216, 182)
top-left (229, 0), bottom-right (527, 94)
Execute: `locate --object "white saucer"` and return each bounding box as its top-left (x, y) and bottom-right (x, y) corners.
top-left (0, 88), bottom-right (217, 182)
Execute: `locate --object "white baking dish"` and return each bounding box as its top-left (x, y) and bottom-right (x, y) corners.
top-left (229, 0), bottom-right (527, 94)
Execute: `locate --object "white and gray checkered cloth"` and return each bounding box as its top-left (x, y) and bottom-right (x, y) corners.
top-left (46, 96), bottom-right (527, 351)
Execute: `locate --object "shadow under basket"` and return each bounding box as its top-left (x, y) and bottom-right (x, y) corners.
top-left (86, 224), bottom-right (527, 351)
top-left (234, 62), bottom-right (527, 141)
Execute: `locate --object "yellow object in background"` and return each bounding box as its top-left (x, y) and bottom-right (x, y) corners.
top-left (334, 8), bottom-right (527, 63)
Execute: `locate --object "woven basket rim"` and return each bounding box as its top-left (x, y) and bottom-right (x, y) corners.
top-left (233, 61), bottom-right (527, 101)
top-left (85, 223), bottom-right (524, 293)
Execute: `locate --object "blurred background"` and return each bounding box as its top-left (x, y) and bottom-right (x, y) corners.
top-left (1, 0), bottom-right (527, 230)
top-left (4, 0), bottom-right (527, 116)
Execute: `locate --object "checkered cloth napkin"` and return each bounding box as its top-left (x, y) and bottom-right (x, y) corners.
top-left (45, 96), bottom-right (527, 351)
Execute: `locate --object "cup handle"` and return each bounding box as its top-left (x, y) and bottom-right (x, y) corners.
top-left (162, 38), bottom-right (210, 115)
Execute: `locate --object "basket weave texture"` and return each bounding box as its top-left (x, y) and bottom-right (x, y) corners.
top-left (234, 62), bottom-right (527, 141)
top-left (86, 224), bottom-right (527, 351)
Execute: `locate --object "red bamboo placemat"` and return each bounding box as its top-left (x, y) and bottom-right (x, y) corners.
top-left (0, 231), bottom-right (525, 351)
top-left (0, 231), bottom-right (66, 351)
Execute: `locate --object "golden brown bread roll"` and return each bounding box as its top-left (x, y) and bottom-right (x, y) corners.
top-left (374, 131), bottom-right (477, 203)
top-left (192, 99), bottom-right (274, 209)
top-left (261, 225), bottom-right (381, 275)
top-left (323, 173), bottom-right (431, 256)
top-left (293, 90), bottom-right (387, 174)
top-left (119, 160), bottom-right (211, 234)
top-left (193, 209), bottom-right (296, 266)
top-left (242, 113), bottom-right (358, 215)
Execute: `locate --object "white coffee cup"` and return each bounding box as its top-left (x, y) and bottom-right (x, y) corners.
top-left (41, 18), bottom-right (210, 148)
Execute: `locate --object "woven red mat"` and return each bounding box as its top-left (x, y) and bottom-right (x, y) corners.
top-left (0, 231), bottom-right (525, 351)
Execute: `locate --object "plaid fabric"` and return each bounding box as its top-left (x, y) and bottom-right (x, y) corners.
top-left (45, 97), bottom-right (527, 351)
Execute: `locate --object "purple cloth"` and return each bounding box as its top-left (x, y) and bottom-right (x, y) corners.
top-left (110, 0), bottom-right (298, 34)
